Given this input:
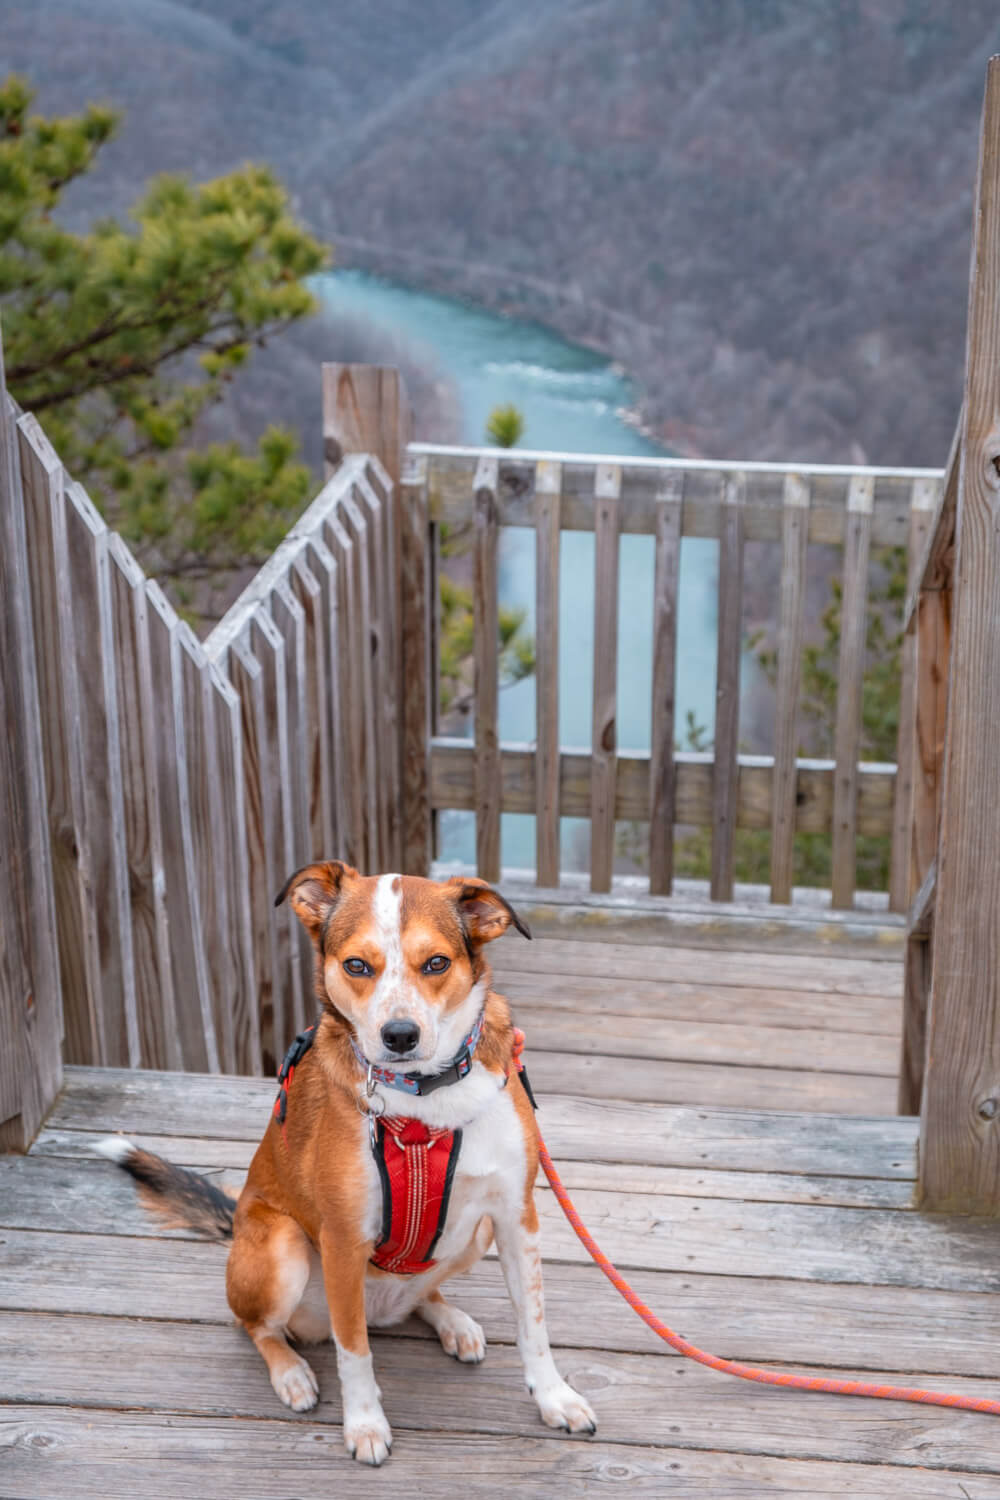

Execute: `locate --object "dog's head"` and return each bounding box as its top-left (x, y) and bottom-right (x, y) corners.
top-left (277, 864), bottom-right (530, 1071)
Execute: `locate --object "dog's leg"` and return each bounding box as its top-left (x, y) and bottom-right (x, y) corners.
top-left (226, 1204), bottom-right (319, 1413)
top-left (416, 1288), bottom-right (487, 1363)
top-left (320, 1228), bottom-right (392, 1466)
top-left (494, 1198), bottom-right (597, 1433)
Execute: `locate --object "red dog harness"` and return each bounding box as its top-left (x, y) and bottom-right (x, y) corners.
top-left (273, 1021), bottom-right (463, 1277)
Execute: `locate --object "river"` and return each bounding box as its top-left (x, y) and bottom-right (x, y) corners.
top-left (316, 270), bottom-right (719, 873)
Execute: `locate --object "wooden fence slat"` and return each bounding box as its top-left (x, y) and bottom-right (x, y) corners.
top-left (919, 56), bottom-right (1000, 1211)
top-left (106, 536), bottom-right (177, 1070)
top-left (228, 634), bottom-right (282, 1074)
top-left (290, 552), bottom-right (334, 862)
top-left (769, 474), bottom-right (810, 904)
top-left (399, 454), bottom-right (432, 875)
top-left (304, 536), bottom-right (345, 860)
top-left (535, 459), bottom-right (562, 887)
top-left (354, 470), bottom-right (394, 869)
top-left (16, 417), bottom-right (91, 1061)
top-left (177, 626), bottom-right (236, 1076)
top-left (711, 473), bottom-right (746, 902)
top-left (889, 478), bottom-right (938, 912)
top-left (249, 607), bottom-right (305, 1044)
top-left (474, 455), bottom-right (501, 883)
top-left (590, 463), bottom-right (622, 894)
top-left (340, 487), bottom-right (379, 870)
top-left (323, 512), bottom-right (365, 870)
top-left (0, 381), bottom-right (63, 1149)
top-left (208, 662), bottom-right (262, 1076)
top-left (648, 476), bottom-right (683, 896)
top-left (269, 575), bottom-right (311, 870)
top-left (63, 480), bottom-right (138, 1067)
top-left (831, 474), bottom-right (874, 909)
top-left (145, 583), bottom-right (217, 1074)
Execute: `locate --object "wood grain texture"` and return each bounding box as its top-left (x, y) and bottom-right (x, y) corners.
top-left (290, 551), bottom-right (334, 860)
top-left (0, 386), bottom-right (63, 1148)
top-left (910, 583), bottom-right (950, 893)
top-left (105, 537), bottom-right (176, 1071)
top-left (428, 739), bottom-right (896, 833)
top-left (63, 480), bottom-right (138, 1068)
top-left (831, 474), bottom-right (874, 909)
top-left (589, 463), bottom-right (621, 893)
top-left (534, 459), bottom-right (561, 887)
top-left (920, 57), bottom-right (1000, 1211)
top-left (903, 416), bottom-right (958, 631)
top-left (323, 509), bottom-right (365, 870)
top-left (889, 478), bottom-right (938, 911)
top-left (339, 489), bottom-right (380, 871)
top-left (473, 456), bottom-right (501, 882)
top-left (769, 473), bottom-right (810, 903)
top-left (648, 478), bottom-right (682, 895)
top-left (399, 454), bottom-right (432, 874)
top-left (710, 473), bottom-right (745, 901)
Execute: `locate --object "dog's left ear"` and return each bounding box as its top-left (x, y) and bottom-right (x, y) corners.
top-left (446, 876), bottom-right (531, 944)
top-left (276, 860), bottom-right (356, 939)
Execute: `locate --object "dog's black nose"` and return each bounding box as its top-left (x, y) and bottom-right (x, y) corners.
top-left (381, 1019), bottom-right (421, 1055)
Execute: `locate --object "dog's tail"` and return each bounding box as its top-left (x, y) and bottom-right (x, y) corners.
top-left (95, 1136), bottom-right (235, 1241)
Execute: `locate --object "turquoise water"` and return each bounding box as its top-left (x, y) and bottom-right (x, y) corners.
top-left (316, 270), bottom-right (719, 874)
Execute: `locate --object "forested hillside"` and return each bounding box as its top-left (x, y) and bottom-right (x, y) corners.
top-left (3, 0), bottom-right (997, 465)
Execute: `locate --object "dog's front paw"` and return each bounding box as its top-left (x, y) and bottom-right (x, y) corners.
top-left (272, 1354), bottom-right (319, 1413)
top-left (435, 1305), bottom-right (487, 1363)
top-left (344, 1408), bottom-right (393, 1466)
top-left (533, 1379), bottom-right (597, 1434)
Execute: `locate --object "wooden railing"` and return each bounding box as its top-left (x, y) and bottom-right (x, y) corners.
top-left (408, 443), bottom-right (940, 907)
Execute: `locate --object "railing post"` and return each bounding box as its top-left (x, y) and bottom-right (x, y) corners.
top-left (918, 55), bottom-right (1000, 1211)
top-left (321, 364), bottom-right (431, 875)
top-left (0, 333), bottom-right (63, 1150)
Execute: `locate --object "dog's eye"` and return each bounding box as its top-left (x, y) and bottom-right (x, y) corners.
top-left (422, 954), bottom-right (451, 975)
top-left (343, 957), bottom-right (372, 978)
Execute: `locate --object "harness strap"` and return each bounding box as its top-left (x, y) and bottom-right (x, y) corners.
top-left (369, 1115), bottom-right (462, 1275)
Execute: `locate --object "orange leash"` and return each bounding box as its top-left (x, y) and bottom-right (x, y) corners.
top-left (511, 1030), bottom-right (1000, 1418)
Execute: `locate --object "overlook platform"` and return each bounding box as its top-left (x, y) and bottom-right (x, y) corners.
top-left (6, 923), bottom-right (1000, 1498)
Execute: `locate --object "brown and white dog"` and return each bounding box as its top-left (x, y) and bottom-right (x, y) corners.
top-left (99, 862), bottom-right (596, 1465)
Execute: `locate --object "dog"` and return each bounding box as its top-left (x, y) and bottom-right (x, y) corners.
top-left (99, 862), bottom-right (596, 1465)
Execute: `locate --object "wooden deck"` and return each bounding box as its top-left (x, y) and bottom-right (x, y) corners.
top-left (7, 931), bottom-right (1000, 1496)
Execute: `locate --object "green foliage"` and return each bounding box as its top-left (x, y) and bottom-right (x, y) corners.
top-left (438, 573), bottom-right (536, 718)
top-left (0, 76), bottom-right (327, 595)
top-left (486, 403), bottom-right (524, 448)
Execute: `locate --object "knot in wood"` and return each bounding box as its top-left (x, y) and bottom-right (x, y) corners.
top-left (600, 718), bottom-right (616, 754)
top-left (977, 1096), bottom-right (999, 1121)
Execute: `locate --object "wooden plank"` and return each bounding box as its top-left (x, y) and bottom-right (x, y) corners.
top-left (106, 536), bottom-right (177, 1071)
top-left (17, 1228), bottom-right (1000, 1384)
top-left (144, 584), bottom-right (217, 1074)
top-left (428, 740), bottom-right (898, 834)
top-left (0, 386), bottom-right (62, 1148)
top-left (321, 363), bottom-right (407, 492)
top-left (13, 1311), bottom-right (1000, 1479)
top-left (903, 415), bottom-right (960, 631)
top-left (534, 459), bottom-right (561, 887)
top-left (290, 552), bottom-right (334, 860)
top-left (473, 455), bottom-right (501, 882)
top-left (269, 574), bottom-right (311, 871)
top-left (6, 1406), bottom-right (992, 1500)
top-left (490, 936), bottom-right (901, 996)
top-left (303, 535), bottom-right (346, 860)
top-left (769, 474), bottom-right (809, 904)
top-left (208, 661), bottom-right (261, 1076)
top-left (16, 416), bottom-right (92, 1065)
top-left (494, 969), bottom-right (902, 1035)
top-left (590, 462), bottom-right (621, 893)
top-left (63, 480), bottom-right (138, 1068)
top-left (229, 635), bottom-right (281, 1073)
top-left (647, 476), bottom-right (682, 895)
top-left (357, 464), bottom-right (401, 869)
top-left (339, 490), bottom-right (380, 870)
top-left (398, 454), bottom-right (432, 874)
top-left (831, 475), bottom-right (874, 909)
top-left (920, 57), bottom-right (1000, 1211)
top-left (889, 477), bottom-right (938, 911)
top-left (910, 585), bottom-right (950, 890)
top-left (177, 627), bottom-right (237, 1075)
top-left (323, 510), bottom-right (366, 869)
top-left (420, 446), bottom-right (937, 547)
top-left (710, 473), bottom-right (745, 902)
top-left (49, 1066), bottom-right (915, 1174)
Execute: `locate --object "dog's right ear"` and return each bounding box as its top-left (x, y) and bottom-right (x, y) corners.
top-left (275, 860), bottom-right (355, 939)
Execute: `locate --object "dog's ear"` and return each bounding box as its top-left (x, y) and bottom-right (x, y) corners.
top-left (276, 860), bottom-right (355, 939)
top-left (445, 876), bottom-right (531, 945)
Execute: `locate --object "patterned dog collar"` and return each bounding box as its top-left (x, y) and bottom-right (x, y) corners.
top-left (352, 1010), bottom-right (485, 1098)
